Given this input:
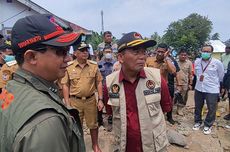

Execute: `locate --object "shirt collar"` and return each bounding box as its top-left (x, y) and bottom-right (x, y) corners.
top-left (119, 68), bottom-right (146, 82)
top-left (74, 59), bottom-right (89, 67)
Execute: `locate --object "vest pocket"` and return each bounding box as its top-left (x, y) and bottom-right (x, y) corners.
top-left (108, 98), bottom-right (120, 107)
top-left (153, 129), bottom-right (168, 151)
top-left (144, 94), bottom-right (161, 117)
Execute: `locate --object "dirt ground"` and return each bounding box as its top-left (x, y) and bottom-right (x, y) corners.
top-left (84, 91), bottom-right (230, 152)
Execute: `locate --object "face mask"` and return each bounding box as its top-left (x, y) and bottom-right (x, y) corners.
top-left (201, 52), bottom-right (211, 60)
top-left (4, 55), bottom-right (15, 63)
top-left (105, 53), bottom-right (112, 59)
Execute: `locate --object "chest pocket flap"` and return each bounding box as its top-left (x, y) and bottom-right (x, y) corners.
top-left (144, 94), bottom-right (161, 117)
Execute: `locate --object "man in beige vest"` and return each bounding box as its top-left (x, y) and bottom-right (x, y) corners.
top-left (104, 32), bottom-right (171, 152)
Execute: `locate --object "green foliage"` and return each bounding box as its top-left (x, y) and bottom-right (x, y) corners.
top-left (211, 33), bottom-right (220, 40)
top-left (86, 31), bottom-right (103, 50)
top-left (86, 31), bottom-right (117, 51)
top-left (151, 32), bottom-right (163, 44)
top-left (163, 13), bottom-right (213, 52)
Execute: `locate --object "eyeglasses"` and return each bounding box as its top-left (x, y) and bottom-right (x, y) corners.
top-left (34, 46), bottom-right (70, 56)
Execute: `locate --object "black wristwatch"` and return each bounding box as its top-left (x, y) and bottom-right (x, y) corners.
top-left (98, 98), bottom-right (103, 101)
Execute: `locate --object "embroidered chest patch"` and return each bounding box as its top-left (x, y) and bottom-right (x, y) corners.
top-left (146, 80), bottom-right (155, 90)
top-left (109, 84), bottom-right (120, 98)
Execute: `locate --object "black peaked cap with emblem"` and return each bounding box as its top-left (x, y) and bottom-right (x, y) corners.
top-left (117, 32), bottom-right (156, 52)
top-left (76, 42), bottom-right (90, 50)
top-left (11, 14), bottom-right (83, 54)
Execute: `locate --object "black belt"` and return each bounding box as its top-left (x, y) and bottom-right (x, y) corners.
top-left (71, 93), bottom-right (94, 100)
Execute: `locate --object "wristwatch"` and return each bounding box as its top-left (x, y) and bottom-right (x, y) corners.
top-left (98, 98), bottom-right (103, 101)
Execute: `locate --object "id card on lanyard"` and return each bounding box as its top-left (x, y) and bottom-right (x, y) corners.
top-left (200, 59), bottom-right (212, 82)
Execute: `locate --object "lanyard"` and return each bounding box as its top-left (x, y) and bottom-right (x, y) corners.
top-left (201, 58), bottom-right (212, 73)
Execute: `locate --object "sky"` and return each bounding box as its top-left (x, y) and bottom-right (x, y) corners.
top-left (32, 0), bottom-right (230, 41)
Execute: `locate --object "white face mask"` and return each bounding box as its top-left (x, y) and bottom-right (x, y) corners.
top-left (105, 53), bottom-right (112, 59)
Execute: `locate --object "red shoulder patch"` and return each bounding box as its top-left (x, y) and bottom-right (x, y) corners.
top-left (0, 89), bottom-right (14, 110)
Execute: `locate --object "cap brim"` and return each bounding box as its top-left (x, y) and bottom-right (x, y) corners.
top-left (42, 32), bottom-right (82, 47)
top-left (118, 39), bottom-right (156, 52)
top-left (128, 39), bottom-right (156, 48)
top-left (78, 46), bottom-right (90, 50)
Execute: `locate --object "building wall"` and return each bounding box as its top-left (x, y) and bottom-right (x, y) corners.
top-left (0, 0), bottom-right (38, 37)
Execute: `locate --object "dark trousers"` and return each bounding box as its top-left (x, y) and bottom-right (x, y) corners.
top-left (194, 90), bottom-right (219, 127)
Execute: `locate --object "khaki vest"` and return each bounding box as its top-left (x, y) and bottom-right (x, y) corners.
top-left (106, 67), bottom-right (168, 152)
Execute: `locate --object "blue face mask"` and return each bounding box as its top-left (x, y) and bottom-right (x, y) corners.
top-left (201, 52), bottom-right (211, 60)
top-left (4, 55), bottom-right (15, 63)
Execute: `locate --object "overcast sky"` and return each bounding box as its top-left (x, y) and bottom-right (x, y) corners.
top-left (32, 0), bottom-right (229, 41)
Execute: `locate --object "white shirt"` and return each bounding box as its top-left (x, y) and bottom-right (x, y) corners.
top-left (195, 58), bottom-right (224, 93)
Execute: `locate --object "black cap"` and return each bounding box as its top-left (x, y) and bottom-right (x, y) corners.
top-left (117, 32), bottom-right (156, 52)
top-left (11, 14), bottom-right (83, 54)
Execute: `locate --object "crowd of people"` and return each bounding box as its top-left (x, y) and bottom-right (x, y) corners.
top-left (0, 14), bottom-right (230, 152)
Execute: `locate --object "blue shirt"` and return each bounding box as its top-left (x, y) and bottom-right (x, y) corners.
top-left (195, 58), bottom-right (224, 93)
top-left (98, 59), bottom-right (116, 83)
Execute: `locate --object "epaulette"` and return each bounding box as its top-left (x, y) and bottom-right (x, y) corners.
top-left (88, 60), bottom-right (98, 65)
top-left (67, 60), bottom-right (74, 66)
top-left (6, 60), bottom-right (17, 67)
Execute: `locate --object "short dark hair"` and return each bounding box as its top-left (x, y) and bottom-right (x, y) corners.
top-left (15, 51), bottom-right (25, 65)
top-left (103, 31), bottom-right (112, 37)
top-left (202, 44), bottom-right (214, 52)
top-left (103, 46), bottom-right (112, 52)
top-left (178, 47), bottom-right (188, 54)
top-left (157, 43), bottom-right (168, 50)
top-left (15, 45), bottom-right (47, 66)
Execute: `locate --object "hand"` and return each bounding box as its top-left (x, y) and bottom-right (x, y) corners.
top-left (164, 50), bottom-right (170, 58)
top-left (97, 100), bottom-right (104, 111)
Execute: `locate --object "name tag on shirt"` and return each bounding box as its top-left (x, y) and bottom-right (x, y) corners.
top-left (143, 87), bottom-right (161, 96)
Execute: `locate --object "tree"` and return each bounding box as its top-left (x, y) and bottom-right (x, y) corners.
top-left (211, 33), bottom-right (220, 40)
top-left (86, 31), bottom-right (103, 50)
top-left (86, 31), bottom-right (117, 51)
top-left (163, 13), bottom-right (213, 52)
top-left (151, 32), bottom-right (163, 44)
top-left (225, 39), bottom-right (230, 46)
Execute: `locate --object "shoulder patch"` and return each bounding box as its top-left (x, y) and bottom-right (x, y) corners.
top-left (2, 70), bottom-right (12, 81)
top-left (0, 89), bottom-right (14, 110)
top-left (88, 60), bottom-right (97, 65)
top-left (67, 60), bottom-right (74, 66)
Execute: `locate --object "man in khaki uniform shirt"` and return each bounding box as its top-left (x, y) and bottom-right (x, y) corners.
top-left (145, 43), bottom-right (176, 81)
top-left (62, 42), bottom-right (104, 152)
top-left (176, 48), bottom-right (193, 115)
top-left (145, 43), bottom-right (176, 124)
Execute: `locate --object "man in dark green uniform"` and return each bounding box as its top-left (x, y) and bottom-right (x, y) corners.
top-left (0, 14), bottom-right (85, 152)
